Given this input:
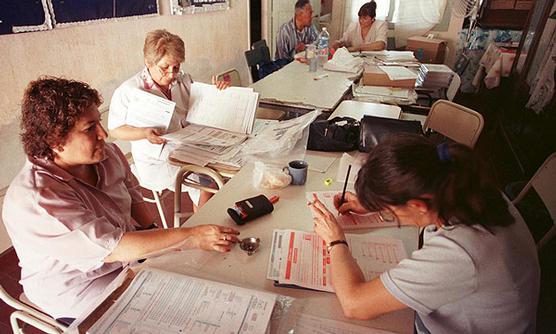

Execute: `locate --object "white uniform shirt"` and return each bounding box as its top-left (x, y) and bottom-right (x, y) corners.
top-left (380, 205), bottom-right (539, 334)
top-left (108, 68), bottom-right (193, 192)
top-left (339, 20), bottom-right (388, 48)
top-left (2, 143), bottom-right (142, 319)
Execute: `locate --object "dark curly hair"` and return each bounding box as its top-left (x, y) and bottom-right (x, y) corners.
top-left (20, 76), bottom-right (102, 160)
top-left (359, 1), bottom-right (377, 18)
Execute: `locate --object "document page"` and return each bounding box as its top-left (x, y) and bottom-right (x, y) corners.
top-left (378, 66), bottom-right (418, 81)
top-left (88, 268), bottom-right (276, 334)
top-left (162, 123), bottom-right (248, 146)
top-left (307, 191), bottom-right (405, 230)
top-left (126, 88), bottom-right (175, 130)
top-left (187, 82), bottom-right (258, 134)
top-left (267, 230), bottom-right (407, 292)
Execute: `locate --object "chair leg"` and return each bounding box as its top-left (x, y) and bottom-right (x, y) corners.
top-left (11, 310), bottom-right (64, 334)
top-left (152, 190), bottom-right (168, 229)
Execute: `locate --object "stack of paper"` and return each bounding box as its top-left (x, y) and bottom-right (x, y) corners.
top-left (378, 66), bottom-right (419, 81)
top-left (360, 50), bottom-right (418, 63)
top-left (88, 269), bottom-right (276, 334)
top-left (267, 229), bottom-right (407, 292)
top-left (352, 83), bottom-right (418, 105)
top-left (416, 64), bottom-right (454, 89)
top-left (186, 82), bottom-right (259, 134)
top-left (324, 47), bottom-right (364, 73)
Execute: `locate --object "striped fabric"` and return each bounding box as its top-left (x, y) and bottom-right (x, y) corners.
top-left (275, 19), bottom-right (318, 61)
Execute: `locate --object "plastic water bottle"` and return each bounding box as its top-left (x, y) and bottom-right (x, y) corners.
top-left (316, 27), bottom-right (330, 66)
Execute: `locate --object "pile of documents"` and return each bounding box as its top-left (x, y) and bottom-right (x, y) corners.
top-left (324, 47), bottom-right (364, 73)
top-left (416, 63), bottom-right (454, 89)
top-left (267, 228), bottom-right (407, 292)
top-left (352, 83), bottom-right (418, 105)
top-left (359, 50), bottom-right (418, 63)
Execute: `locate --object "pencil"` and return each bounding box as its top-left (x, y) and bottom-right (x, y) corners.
top-left (340, 164), bottom-right (352, 206)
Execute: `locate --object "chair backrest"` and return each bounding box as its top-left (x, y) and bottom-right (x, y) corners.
top-left (252, 39), bottom-right (268, 50)
top-left (1, 284), bottom-right (66, 333)
top-left (424, 100), bottom-right (484, 148)
top-left (446, 73), bottom-right (461, 101)
top-left (512, 153), bottom-right (556, 250)
top-left (216, 68), bottom-right (242, 87)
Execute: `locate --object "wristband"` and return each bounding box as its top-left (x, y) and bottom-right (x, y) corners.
top-left (326, 240), bottom-right (348, 254)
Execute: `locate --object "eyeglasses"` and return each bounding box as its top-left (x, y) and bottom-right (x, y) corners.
top-left (377, 210), bottom-right (398, 224)
top-left (157, 64), bottom-right (181, 77)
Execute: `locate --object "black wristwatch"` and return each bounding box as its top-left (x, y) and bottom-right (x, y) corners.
top-left (326, 240), bottom-right (348, 254)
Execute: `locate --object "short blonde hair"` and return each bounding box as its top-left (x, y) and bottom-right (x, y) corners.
top-left (143, 29), bottom-right (185, 65)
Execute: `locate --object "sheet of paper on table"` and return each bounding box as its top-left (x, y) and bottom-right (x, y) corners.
top-left (87, 268), bottom-right (276, 334)
top-left (336, 152), bottom-right (367, 184)
top-left (267, 229), bottom-right (407, 292)
top-left (378, 66), bottom-right (419, 81)
top-left (291, 313), bottom-right (397, 334)
top-left (186, 82), bottom-right (259, 134)
top-left (307, 191), bottom-right (408, 230)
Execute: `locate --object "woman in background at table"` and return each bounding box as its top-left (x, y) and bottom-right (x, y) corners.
top-left (309, 134), bottom-right (539, 333)
top-left (108, 29), bottom-right (229, 210)
top-left (331, 1), bottom-right (387, 52)
top-left (2, 77), bottom-right (239, 321)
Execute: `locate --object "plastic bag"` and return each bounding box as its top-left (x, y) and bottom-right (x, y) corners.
top-left (253, 161), bottom-right (292, 189)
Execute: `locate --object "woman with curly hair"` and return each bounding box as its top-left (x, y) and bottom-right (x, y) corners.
top-left (309, 134), bottom-right (539, 333)
top-left (2, 76), bottom-right (239, 322)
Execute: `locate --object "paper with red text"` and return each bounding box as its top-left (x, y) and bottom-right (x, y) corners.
top-left (267, 229), bottom-right (407, 292)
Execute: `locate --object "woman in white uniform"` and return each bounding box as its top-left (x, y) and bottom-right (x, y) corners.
top-left (108, 29), bottom-right (228, 208)
top-left (309, 134), bottom-right (540, 333)
top-left (331, 1), bottom-right (388, 52)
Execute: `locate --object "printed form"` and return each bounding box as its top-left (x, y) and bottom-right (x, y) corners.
top-left (187, 82), bottom-right (258, 134)
top-left (267, 230), bottom-right (407, 292)
top-left (88, 268), bottom-right (276, 334)
top-left (291, 313), bottom-right (397, 334)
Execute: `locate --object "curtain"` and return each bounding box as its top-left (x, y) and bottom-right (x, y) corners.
top-left (391, 0), bottom-right (447, 45)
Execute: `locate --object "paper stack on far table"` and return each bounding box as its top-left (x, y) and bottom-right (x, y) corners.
top-left (324, 47), bottom-right (364, 73)
top-left (416, 63), bottom-right (454, 89)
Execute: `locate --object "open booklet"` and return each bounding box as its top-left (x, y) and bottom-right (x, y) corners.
top-left (85, 268), bottom-right (276, 334)
top-left (267, 229), bottom-right (407, 292)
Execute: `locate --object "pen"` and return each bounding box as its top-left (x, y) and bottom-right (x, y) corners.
top-left (340, 165), bottom-right (352, 206)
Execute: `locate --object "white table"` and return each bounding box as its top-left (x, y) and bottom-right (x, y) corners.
top-left (145, 151), bottom-right (418, 333)
top-left (250, 61), bottom-right (359, 112)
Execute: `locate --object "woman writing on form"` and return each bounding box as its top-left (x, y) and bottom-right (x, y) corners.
top-left (108, 29), bottom-right (229, 209)
top-left (331, 1), bottom-right (388, 52)
top-left (309, 135), bottom-right (539, 333)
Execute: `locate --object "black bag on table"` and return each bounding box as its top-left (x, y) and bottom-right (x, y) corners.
top-left (358, 115), bottom-right (423, 152)
top-left (307, 117), bottom-right (360, 152)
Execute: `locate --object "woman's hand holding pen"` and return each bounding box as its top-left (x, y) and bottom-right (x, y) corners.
top-left (309, 194), bottom-right (345, 244)
top-left (333, 192), bottom-right (369, 215)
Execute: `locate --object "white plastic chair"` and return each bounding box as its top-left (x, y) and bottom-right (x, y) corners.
top-left (512, 153), bottom-right (556, 251)
top-left (130, 163), bottom-right (170, 229)
top-left (0, 284), bottom-right (66, 334)
top-left (216, 68), bottom-right (242, 87)
top-left (423, 100), bottom-right (484, 148)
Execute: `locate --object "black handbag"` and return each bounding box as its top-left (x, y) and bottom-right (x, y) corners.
top-left (307, 117), bottom-right (360, 152)
top-left (359, 115), bottom-right (423, 152)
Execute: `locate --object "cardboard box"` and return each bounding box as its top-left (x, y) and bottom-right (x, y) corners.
top-left (362, 65), bottom-right (416, 88)
top-left (406, 36), bottom-right (447, 64)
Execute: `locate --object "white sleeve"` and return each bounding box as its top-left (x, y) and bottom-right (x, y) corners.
top-left (107, 85), bottom-right (130, 130)
top-left (374, 20), bottom-right (388, 43)
top-left (380, 236), bottom-right (477, 314)
top-left (340, 22), bottom-right (357, 46)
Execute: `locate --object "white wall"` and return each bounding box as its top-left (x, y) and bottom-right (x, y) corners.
top-left (0, 1), bottom-right (250, 252)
